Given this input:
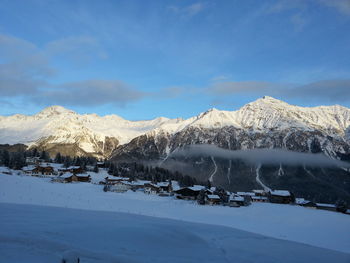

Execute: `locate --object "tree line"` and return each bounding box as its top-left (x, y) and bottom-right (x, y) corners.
top-left (0, 148), bottom-right (201, 188)
top-left (105, 161), bottom-right (205, 188)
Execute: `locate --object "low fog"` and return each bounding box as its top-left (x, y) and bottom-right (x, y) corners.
top-left (170, 144), bottom-right (350, 168)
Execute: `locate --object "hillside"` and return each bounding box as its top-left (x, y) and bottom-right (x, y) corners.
top-left (0, 173), bottom-right (349, 254)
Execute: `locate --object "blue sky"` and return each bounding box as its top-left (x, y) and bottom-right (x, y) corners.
top-left (0, 0), bottom-right (349, 120)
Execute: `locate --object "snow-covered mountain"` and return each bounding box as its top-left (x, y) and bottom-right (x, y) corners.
top-left (1, 96), bottom-right (349, 158)
top-left (0, 105), bottom-right (181, 157)
top-left (1, 97), bottom-right (350, 202)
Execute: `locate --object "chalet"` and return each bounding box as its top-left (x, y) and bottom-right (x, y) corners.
top-left (157, 181), bottom-right (173, 193)
top-left (268, 190), bottom-right (294, 204)
top-left (206, 187), bottom-right (216, 195)
top-left (251, 196), bottom-right (268, 202)
top-left (22, 165), bottom-right (36, 174)
top-left (237, 192), bottom-right (255, 197)
top-left (0, 167), bottom-right (12, 175)
top-left (316, 203), bottom-right (337, 212)
top-left (96, 161), bottom-right (105, 168)
top-left (144, 183), bottom-right (160, 194)
top-left (25, 157), bottom-right (41, 165)
top-left (174, 186), bottom-right (204, 200)
top-left (252, 190), bottom-right (267, 197)
top-left (25, 165), bottom-right (55, 176)
top-left (58, 166), bottom-right (84, 174)
top-left (295, 198), bottom-right (316, 208)
top-left (108, 181), bottom-right (132, 193)
top-left (60, 174), bottom-right (91, 183)
top-left (206, 194), bottom-right (221, 205)
top-left (129, 181), bottom-right (147, 191)
top-left (229, 195), bottom-right (245, 206)
top-left (103, 176), bottom-right (130, 185)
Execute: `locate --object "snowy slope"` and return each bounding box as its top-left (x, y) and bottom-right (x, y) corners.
top-left (0, 97), bottom-right (349, 157)
top-left (0, 173), bottom-right (349, 254)
top-left (1, 203), bottom-right (349, 263)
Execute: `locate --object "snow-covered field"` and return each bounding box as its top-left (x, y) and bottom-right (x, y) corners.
top-left (0, 173), bottom-right (350, 262)
top-left (2, 203), bottom-right (350, 263)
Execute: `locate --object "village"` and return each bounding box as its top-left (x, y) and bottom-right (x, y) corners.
top-left (2, 156), bottom-right (349, 214)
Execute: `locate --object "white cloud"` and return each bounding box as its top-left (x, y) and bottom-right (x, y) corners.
top-left (319, 0), bottom-right (350, 15)
top-left (168, 2), bottom-right (206, 17)
top-left (0, 33), bottom-right (145, 107)
top-left (34, 80), bottom-right (146, 107)
top-left (206, 79), bottom-right (350, 103)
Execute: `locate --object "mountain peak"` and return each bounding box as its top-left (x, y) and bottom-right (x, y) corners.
top-left (37, 105), bottom-right (76, 117)
top-left (247, 96), bottom-right (289, 108)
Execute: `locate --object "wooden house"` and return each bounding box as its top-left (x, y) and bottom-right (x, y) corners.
top-left (61, 174), bottom-right (91, 183)
top-left (157, 181), bottom-right (173, 193)
top-left (25, 157), bottom-right (41, 165)
top-left (103, 176), bottom-right (129, 185)
top-left (229, 195), bottom-right (245, 206)
top-left (58, 166), bottom-right (84, 174)
top-left (237, 192), bottom-right (255, 197)
top-left (129, 182), bottom-right (146, 191)
top-left (252, 190), bottom-right (267, 197)
top-left (108, 181), bottom-right (132, 193)
top-left (316, 203), bottom-right (337, 212)
top-left (31, 165), bottom-right (54, 175)
top-left (295, 198), bottom-right (316, 208)
top-left (96, 161), bottom-right (105, 168)
top-left (144, 183), bottom-right (160, 194)
top-left (206, 194), bottom-right (221, 205)
top-left (268, 190), bottom-right (294, 204)
top-left (174, 186), bottom-right (203, 200)
top-left (251, 196), bottom-right (268, 202)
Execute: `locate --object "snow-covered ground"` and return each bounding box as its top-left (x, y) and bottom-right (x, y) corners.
top-left (0, 173), bottom-right (349, 256)
top-left (1, 203), bottom-right (349, 263)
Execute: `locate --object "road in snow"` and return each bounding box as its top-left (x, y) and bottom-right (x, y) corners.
top-left (0, 173), bottom-right (349, 254)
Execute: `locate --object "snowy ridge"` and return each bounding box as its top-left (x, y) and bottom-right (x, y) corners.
top-left (0, 97), bottom-right (349, 157)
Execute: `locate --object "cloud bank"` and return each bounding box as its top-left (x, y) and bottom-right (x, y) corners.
top-left (206, 79), bottom-right (350, 103)
top-left (0, 33), bottom-right (145, 108)
top-left (171, 144), bottom-right (350, 168)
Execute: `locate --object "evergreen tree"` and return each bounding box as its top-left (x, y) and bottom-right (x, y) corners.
top-left (63, 156), bottom-right (72, 168)
top-left (336, 199), bottom-right (348, 213)
top-left (54, 152), bottom-right (63, 163)
top-left (197, 189), bottom-right (206, 205)
top-left (40, 151), bottom-right (50, 162)
top-left (206, 180), bottom-right (211, 189)
top-left (2, 150), bottom-right (10, 167)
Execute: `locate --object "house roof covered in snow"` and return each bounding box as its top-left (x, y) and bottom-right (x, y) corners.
top-left (230, 195), bottom-right (244, 202)
top-left (189, 185), bottom-right (205, 191)
top-left (252, 196), bottom-right (268, 200)
top-left (316, 203), bottom-right (336, 208)
top-left (207, 194), bottom-right (220, 199)
top-left (22, 165), bottom-right (36, 171)
top-left (270, 190), bottom-right (291, 197)
top-left (237, 192), bottom-right (255, 196)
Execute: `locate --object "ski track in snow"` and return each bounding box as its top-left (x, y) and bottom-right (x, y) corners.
top-left (209, 156), bottom-right (218, 182)
top-left (256, 164), bottom-right (271, 191)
